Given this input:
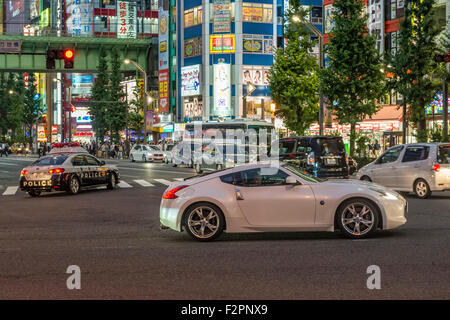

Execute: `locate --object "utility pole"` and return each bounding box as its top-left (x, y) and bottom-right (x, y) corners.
top-left (444, 79), bottom-right (448, 141)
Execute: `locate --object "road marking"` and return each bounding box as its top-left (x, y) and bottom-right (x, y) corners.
top-left (0, 162), bottom-right (19, 166)
top-left (174, 178), bottom-right (184, 181)
top-left (134, 179), bottom-right (154, 187)
top-left (2, 186), bottom-right (18, 195)
top-left (154, 179), bottom-right (172, 186)
top-left (117, 181), bottom-right (132, 188)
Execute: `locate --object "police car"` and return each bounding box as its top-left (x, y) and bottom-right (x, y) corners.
top-left (19, 142), bottom-right (120, 197)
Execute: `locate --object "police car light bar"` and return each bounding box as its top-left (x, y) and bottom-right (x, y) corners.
top-left (52, 142), bottom-right (81, 148)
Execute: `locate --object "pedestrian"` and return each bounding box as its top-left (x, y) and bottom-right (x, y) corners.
top-left (38, 143), bottom-right (42, 158)
top-left (373, 139), bottom-right (381, 157)
top-left (118, 143), bottom-right (123, 159)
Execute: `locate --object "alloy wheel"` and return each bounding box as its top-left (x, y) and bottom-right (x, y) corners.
top-left (70, 177), bottom-right (80, 194)
top-left (187, 206), bottom-right (219, 239)
top-left (416, 181), bottom-right (428, 197)
top-left (341, 202), bottom-right (375, 236)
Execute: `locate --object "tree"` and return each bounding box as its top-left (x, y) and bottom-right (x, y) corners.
top-left (6, 73), bottom-right (25, 142)
top-left (268, 3), bottom-right (319, 135)
top-left (107, 47), bottom-right (127, 143)
top-left (127, 81), bottom-right (145, 143)
top-left (0, 73), bottom-right (8, 140)
top-left (387, 0), bottom-right (440, 141)
top-left (319, 0), bottom-right (385, 156)
top-left (90, 47), bottom-right (109, 142)
top-left (22, 73), bottom-right (42, 142)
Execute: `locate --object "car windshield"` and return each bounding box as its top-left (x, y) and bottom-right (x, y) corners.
top-left (438, 144), bottom-right (450, 164)
top-left (32, 155), bottom-right (68, 166)
top-left (149, 145), bottom-right (160, 150)
top-left (277, 140), bottom-right (297, 154)
top-left (282, 164), bottom-right (325, 183)
top-left (312, 138), bottom-right (345, 156)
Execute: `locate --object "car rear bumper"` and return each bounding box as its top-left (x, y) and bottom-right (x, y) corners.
top-left (19, 175), bottom-right (68, 192)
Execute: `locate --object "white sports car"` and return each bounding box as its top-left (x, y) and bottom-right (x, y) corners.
top-left (160, 163), bottom-right (407, 241)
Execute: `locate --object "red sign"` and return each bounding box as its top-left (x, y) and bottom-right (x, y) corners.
top-left (158, 69), bottom-right (169, 113)
top-left (51, 125), bottom-right (58, 134)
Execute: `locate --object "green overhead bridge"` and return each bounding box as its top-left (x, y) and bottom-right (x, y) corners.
top-left (0, 35), bottom-right (151, 73)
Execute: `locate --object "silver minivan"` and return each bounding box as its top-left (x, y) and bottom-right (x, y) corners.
top-left (356, 143), bottom-right (450, 198)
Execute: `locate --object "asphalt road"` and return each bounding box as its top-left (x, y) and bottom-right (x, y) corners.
top-left (0, 155), bottom-right (449, 299)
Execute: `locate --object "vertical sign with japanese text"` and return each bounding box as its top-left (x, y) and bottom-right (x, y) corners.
top-left (159, 70), bottom-right (169, 113)
top-left (117, 0), bottom-right (137, 39)
top-left (66, 0), bottom-right (93, 37)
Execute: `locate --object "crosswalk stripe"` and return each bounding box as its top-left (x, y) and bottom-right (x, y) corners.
top-left (133, 179), bottom-right (154, 187)
top-left (2, 186), bottom-right (18, 195)
top-left (117, 181), bottom-right (132, 188)
top-left (154, 179), bottom-right (172, 186)
top-left (174, 178), bottom-right (184, 181)
top-left (0, 162), bottom-right (19, 166)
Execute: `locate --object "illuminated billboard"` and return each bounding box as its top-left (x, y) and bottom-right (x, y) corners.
top-left (117, 0), bottom-right (137, 39)
top-left (66, 0), bottom-right (93, 37)
top-left (213, 63), bottom-right (231, 117)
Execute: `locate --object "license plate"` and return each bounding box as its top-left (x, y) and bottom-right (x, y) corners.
top-left (23, 180), bottom-right (52, 187)
top-left (326, 158), bottom-right (336, 165)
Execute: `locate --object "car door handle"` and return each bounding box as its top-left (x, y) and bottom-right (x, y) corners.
top-left (235, 188), bottom-right (244, 200)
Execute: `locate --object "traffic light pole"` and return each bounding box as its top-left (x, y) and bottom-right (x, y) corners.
top-left (444, 79), bottom-right (448, 141)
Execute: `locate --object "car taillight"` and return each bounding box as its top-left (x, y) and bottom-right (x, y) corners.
top-left (48, 168), bottom-right (65, 174)
top-left (162, 185), bottom-right (188, 199)
top-left (433, 164), bottom-right (440, 172)
top-left (20, 170), bottom-right (28, 176)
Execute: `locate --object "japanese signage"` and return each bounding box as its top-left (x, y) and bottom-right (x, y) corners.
top-left (0, 40), bottom-right (21, 53)
top-left (30, 0), bottom-right (40, 20)
top-left (39, 8), bottom-right (50, 29)
top-left (184, 37), bottom-right (202, 58)
top-left (158, 69), bottom-right (169, 113)
top-left (213, 63), bottom-right (231, 117)
top-left (184, 97), bottom-right (203, 118)
top-left (213, 0), bottom-right (231, 33)
top-left (158, 8), bottom-right (169, 69)
top-left (324, 5), bottom-right (336, 34)
top-left (66, 0), bottom-right (93, 37)
top-left (181, 65), bottom-right (201, 97)
top-left (368, 0), bottom-right (384, 55)
top-left (117, 0), bottom-right (137, 39)
top-left (72, 74), bottom-right (93, 101)
top-left (210, 34), bottom-right (235, 54)
top-left (243, 39), bottom-right (263, 53)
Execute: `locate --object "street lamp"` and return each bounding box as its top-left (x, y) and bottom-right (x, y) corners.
top-left (8, 90), bottom-right (14, 94)
top-left (124, 58), bottom-right (149, 139)
top-left (292, 15), bottom-right (325, 135)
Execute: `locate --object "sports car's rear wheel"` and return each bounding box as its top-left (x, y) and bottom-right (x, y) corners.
top-left (184, 203), bottom-right (224, 241)
top-left (360, 176), bottom-right (372, 182)
top-left (107, 173), bottom-right (117, 190)
top-left (28, 190), bottom-right (41, 197)
top-left (67, 176), bottom-right (80, 195)
top-left (337, 199), bottom-right (378, 239)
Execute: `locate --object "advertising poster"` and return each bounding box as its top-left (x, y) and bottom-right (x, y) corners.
top-left (213, 63), bottom-right (231, 117)
top-left (213, 0), bottom-right (231, 33)
top-left (184, 97), bottom-right (203, 118)
top-left (117, 0), bottom-right (137, 38)
top-left (181, 65), bottom-right (201, 97)
top-left (368, 0), bottom-right (384, 55)
top-left (243, 39), bottom-right (263, 53)
top-left (158, 8), bottom-right (169, 70)
top-left (184, 37), bottom-right (201, 57)
top-left (158, 69), bottom-right (169, 113)
top-left (242, 66), bottom-right (269, 85)
top-left (66, 0), bottom-right (93, 37)
top-left (5, 0), bottom-right (25, 34)
top-left (30, 0), bottom-right (40, 20)
top-left (72, 74), bottom-right (93, 101)
top-left (324, 5), bottom-right (336, 34)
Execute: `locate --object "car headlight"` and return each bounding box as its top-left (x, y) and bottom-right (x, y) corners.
top-left (369, 187), bottom-right (399, 200)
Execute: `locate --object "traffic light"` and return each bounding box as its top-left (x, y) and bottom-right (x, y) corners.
top-left (46, 50), bottom-right (57, 69)
top-left (63, 49), bottom-right (75, 69)
top-left (434, 54), bottom-right (450, 63)
top-left (45, 49), bottom-right (75, 69)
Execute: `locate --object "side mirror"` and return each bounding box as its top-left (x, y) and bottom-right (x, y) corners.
top-left (101, 160), bottom-right (106, 165)
top-left (285, 176), bottom-right (299, 185)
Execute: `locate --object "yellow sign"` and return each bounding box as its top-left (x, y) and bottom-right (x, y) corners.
top-left (40, 9), bottom-right (50, 29)
top-left (210, 34), bottom-right (235, 54)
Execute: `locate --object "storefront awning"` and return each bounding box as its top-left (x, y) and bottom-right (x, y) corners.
top-left (364, 105), bottom-right (403, 121)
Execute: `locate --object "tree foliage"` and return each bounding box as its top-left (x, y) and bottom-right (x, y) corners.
top-left (268, 3), bottom-right (319, 135)
top-left (22, 73), bottom-right (42, 142)
top-left (319, 0), bottom-right (385, 155)
top-left (387, 0), bottom-right (440, 141)
top-left (90, 47), bottom-right (109, 142)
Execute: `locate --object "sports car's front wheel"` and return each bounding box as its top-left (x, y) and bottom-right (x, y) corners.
top-left (67, 176), bottom-right (80, 195)
top-left (337, 199), bottom-right (378, 239)
top-left (28, 190), bottom-right (41, 197)
top-left (107, 173), bottom-right (117, 190)
top-left (184, 203), bottom-right (224, 241)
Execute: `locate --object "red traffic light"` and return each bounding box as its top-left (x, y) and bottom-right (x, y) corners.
top-left (64, 49), bottom-right (74, 60)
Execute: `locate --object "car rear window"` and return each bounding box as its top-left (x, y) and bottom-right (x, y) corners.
top-left (32, 156), bottom-right (68, 166)
top-left (277, 140), bottom-right (297, 154)
top-left (312, 138), bottom-right (345, 156)
top-left (438, 145), bottom-right (450, 164)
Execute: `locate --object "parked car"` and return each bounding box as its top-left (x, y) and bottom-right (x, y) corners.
top-left (160, 163), bottom-right (407, 241)
top-left (271, 136), bottom-right (349, 178)
top-left (11, 143), bottom-right (26, 154)
top-left (356, 143), bottom-right (450, 199)
top-left (348, 157), bottom-right (358, 175)
top-left (171, 141), bottom-right (202, 168)
top-left (163, 144), bottom-right (175, 164)
top-left (129, 144), bottom-right (164, 162)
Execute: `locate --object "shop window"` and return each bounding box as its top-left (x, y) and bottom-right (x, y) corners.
top-left (184, 5), bottom-right (202, 28)
top-left (243, 3), bottom-right (273, 23)
top-left (311, 7), bottom-right (322, 24)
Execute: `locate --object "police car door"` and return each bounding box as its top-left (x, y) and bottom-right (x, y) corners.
top-left (71, 155), bottom-right (89, 185)
top-left (84, 155), bottom-right (104, 185)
